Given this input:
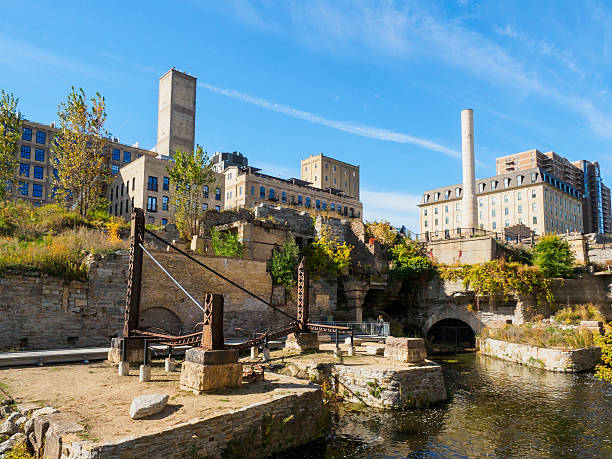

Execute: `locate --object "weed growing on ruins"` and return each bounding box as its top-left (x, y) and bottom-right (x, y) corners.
top-left (304, 225), bottom-right (352, 278)
top-left (268, 240), bottom-right (300, 288)
top-left (210, 227), bottom-right (244, 258)
top-left (480, 324), bottom-right (596, 350)
top-left (2, 441), bottom-right (34, 459)
top-left (553, 304), bottom-right (605, 325)
top-left (0, 90), bottom-right (21, 201)
top-left (532, 234), bottom-right (575, 278)
top-left (595, 324), bottom-right (612, 383)
top-left (365, 220), bottom-right (398, 246)
top-left (440, 259), bottom-right (554, 306)
top-left (366, 379), bottom-right (383, 399)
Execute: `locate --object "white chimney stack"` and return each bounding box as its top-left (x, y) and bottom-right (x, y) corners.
top-left (461, 109), bottom-right (478, 230)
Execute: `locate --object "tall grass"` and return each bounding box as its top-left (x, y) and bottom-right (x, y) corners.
top-left (0, 201), bottom-right (128, 280)
top-left (480, 324), bottom-right (596, 350)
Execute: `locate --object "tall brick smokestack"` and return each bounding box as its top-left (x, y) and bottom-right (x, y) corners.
top-left (461, 109), bottom-right (478, 230)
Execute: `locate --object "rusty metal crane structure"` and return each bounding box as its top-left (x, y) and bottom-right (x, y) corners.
top-left (121, 208), bottom-right (351, 353)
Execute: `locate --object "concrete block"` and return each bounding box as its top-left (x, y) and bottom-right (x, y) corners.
top-left (180, 361), bottom-right (243, 393)
top-left (366, 345), bottom-right (385, 355)
top-left (345, 337), bottom-right (362, 346)
top-left (285, 333), bottom-right (319, 352)
top-left (164, 358), bottom-right (177, 372)
top-left (139, 365), bottom-right (151, 382)
top-left (118, 361), bottom-right (130, 376)
top-left (185, 348), bottom-right (239, 365)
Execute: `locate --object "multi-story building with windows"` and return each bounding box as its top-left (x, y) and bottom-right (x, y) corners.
top-left (496, 149), bottom-right (610, 234)
top-left (107, 155), bottom-right (225, 225)
top-left (210, 151), bottom-right (248, 173)
top-left (12, 119), bottom-right (156, 206)
top-left (419, 168), bottom-right (583, 237)
top-left (223, 163), bottom-right (363, 219)
top-left (301, 153), bottom-right (360, 200)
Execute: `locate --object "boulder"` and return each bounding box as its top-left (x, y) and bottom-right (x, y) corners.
top-left (0, 413), bottom-right (20, 436)
top-left (24, 417), bottom-right (35, 435)
top-left (0, 432), bottom-right (26, 455)
top-left (129, 394), bottom-right (169, 420)
top-left (15, 416), bottom-right (27, 427)
top-left (31, 406), bottom-right (58, 419)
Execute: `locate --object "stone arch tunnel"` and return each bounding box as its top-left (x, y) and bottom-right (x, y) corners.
top-left (423, 309), bottom-right (482, 349)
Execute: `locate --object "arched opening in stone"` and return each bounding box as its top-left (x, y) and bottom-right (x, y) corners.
top-left (140, 307), bottom-right (184, 335)
top-left (427, 318), bottom-right (475, 349)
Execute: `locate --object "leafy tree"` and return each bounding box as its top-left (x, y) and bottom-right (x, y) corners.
top-left (51, 87), bottom-right (110, 216)
top-left (595, 325), bottom-right (612, 384)
top-left (389, 238), bottom-right (434, 278)
top-left (0, 90), bottom-right (21, 200)
top-left (168, 146), bottom-right (215, 240)
top-left (304, 224), bottom-right (352, 277)
top-left (532, 234), bottom-right (574, 278)
top-left (269, 240), bottom-right (300, 288)
top-left (210, 227), bottom-right (243, 258)
top-left (366, 220), bottom-right (398, 246)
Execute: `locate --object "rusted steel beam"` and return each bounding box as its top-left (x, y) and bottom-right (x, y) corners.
top-left (123, 208), bottom-right (145, 338)
top-left (306, 323), bottom-right (352, 333)
top-left (201, 293), bottom-right (225, 350)
top-left (297, 257), bottom-right (309, 332)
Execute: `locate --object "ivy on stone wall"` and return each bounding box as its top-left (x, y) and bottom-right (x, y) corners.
top-left (439, 259), bottom-right (554, 306)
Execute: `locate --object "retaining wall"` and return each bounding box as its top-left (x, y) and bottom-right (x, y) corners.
top-left (478, 337), bottom-right (602, 372)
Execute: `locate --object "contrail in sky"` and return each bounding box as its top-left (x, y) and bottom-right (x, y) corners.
top-left (198, 82), bottom-right (459, 159)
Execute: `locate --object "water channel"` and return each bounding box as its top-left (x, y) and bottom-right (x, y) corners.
top-left (284, 352), bottom-right (612, 458)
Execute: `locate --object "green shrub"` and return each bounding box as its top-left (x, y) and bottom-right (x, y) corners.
top-left (553, 304), bottom-right (605, 325)
top-left (595, 324), bottom-right (612, 384)
top-left (211, 228), bottom-right (243, 258)
top-left (533, 234), bottom-right (574, 278)
top-left (389, 238), bottom-right (434, 278)
top-left (3, 440), bottom-right (35, 459)
top-left (269, 241), bottom-right (300, 288)
top-left (303, 225), bottom-right (352, 278)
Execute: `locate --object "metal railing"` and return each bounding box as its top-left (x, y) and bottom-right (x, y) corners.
top-left (311, 321), bottom-right (390, 337)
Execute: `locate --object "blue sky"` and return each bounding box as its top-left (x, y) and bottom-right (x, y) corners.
top-left (1, 0), bottom-right (611, 230)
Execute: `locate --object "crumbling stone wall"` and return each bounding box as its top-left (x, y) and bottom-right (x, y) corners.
top-left (0, 251), bottom-right (129, 351)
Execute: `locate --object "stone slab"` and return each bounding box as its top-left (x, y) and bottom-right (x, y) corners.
top-left (180, 361), bottom-right (243, 393)
top-left (366, 345), bottom-right (385, 355)
top-left (184, 348), bottom-right (239, 365)
top-left (385, 337), bottom-right (425, 349)
top-left (384, 346), bottom-right (427, 363)
top-left (129, 394), bottom-right (169, 420)
top-left (285, 333), bottom-right (319, 352)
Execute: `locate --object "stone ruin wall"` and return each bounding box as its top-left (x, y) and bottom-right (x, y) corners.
top-left (0, 252), bottom-right (129, 351)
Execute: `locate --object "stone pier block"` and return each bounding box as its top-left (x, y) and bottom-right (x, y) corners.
top-left (118, 361), bottom-right (130, 376)
top-left (179, 347), bottom-right (242, 394)
top-left (139, 365), bottom-right (151, 382)
top-left (384, 337), bottom-right (427, 363)
top-left (285, 332), bottom-right (319, 352)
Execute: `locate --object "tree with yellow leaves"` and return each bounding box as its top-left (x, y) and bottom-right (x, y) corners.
top-left (51, 87), bottom-right (110, 216)
top-left (0, 90), bottom-right (21, 200)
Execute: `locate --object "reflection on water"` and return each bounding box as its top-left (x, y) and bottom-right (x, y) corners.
top-left (280, 353), bottom-right (612, 459)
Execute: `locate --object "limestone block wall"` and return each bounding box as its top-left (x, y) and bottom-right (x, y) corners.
top-left (478, 337), bottom-right (602, 372)
top-left (315, 216), bottom-right (346, 243)
top-left (0, 251), bottom-right (128, 351)
top-left (140, 251), bottom-right (338, 337)
top-left (424, 236), bottom-right (497, 265)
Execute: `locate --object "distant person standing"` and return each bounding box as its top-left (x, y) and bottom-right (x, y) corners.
top-left (376, 314), bottom-right (384, 335)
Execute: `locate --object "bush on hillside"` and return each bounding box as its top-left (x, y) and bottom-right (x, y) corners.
top-left (269, 241), bottom-right (300, 288)
top-left (210, 228), bottom-right (243, 258)
top-left (533, 234), bottom-right (574, 278)
top-left (389, 238), bottom-right (434, 278)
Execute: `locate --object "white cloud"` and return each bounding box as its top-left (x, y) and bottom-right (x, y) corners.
top-left (361, 189), bottom-right (421, 232)
top-left (198, 81), bottom-right (459, 158)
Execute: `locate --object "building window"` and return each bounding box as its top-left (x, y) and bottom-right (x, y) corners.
top-left (215, 187), bottom-right (221, 200)
top-left (21, 145), bottom-right (30, 159)
top-left (202, 184), bottom-right (209, 197)
top-left (424, 209), bottom-right (428, 216)
top-left (531, 189), bottom-right (536, 198)
top-left (505, 219), bottom-right (510, 227)
top-left (434, 207), bottom-right (438, 215)
top-left (260, 186), bottom-right (265, 199)
top-left (517, 175), bottom-right (524, 185)
top-left (518, 205), bottom-right (523, 214)
top-left (36, 131), bottom-right (46, 144)
top-left (504, 193), bottom-right (509, 203)
top-left (250, 186), bottom-right (255, 195)
top-left (35, 148), bottom-right (45, 162)
top-left (120, 201), bottom-right (123, 215)
top-left (533, 216), bottom-right (537, 224)
top-left (434, 218), bottom-right (438, 226)
top-left (19, 182), bottom-right (28, 195)
top-left (121, 183), bottom-right (124, 196)
top-left (517, 191), bottom-right (522, 200)
top-left (424, 220), bottom-right (428, 227)
top-left (434, 192), bottom-right (440, 201)
top-left (306, 197), bottom-right (311, 208)
top-left (203, 203), bottom-right (208, 210)
top-left (298, 195), bottom-right (303, 206)
top-left (215, 205), bottom-right (221, 211)
top-left (445, 189), bottom-right (451, 198)
top-left (479, 199), bottom-right (483, 207)
top-left (111, 164), bottom-right (119, 175)
top-left (492, 209), bottom-right (496, 217)
top-left (282, 191), bottom-right (287, 203)
top-left (34, 166), bottom-right (43, 179)
top-left (455, 187), bottom-right (461, 197)
top-left (331, 203), bottom-right (335, 211)
top-left (148, 176), bottom-right (158, 191)
top-left (478, 183), bottom-right (485, 192)
top-left (491, 180), bottom-right (498, 190)
top-left (112, 149), bottom-right (120, 161)
top-left (123, 151), bottom-right (131, 162)
top-left (32, 184), bottom-right (42, 198)
top-left (504, 207), bottom-right (509, 215)
top-left (147, 196), bottom-right (157, 212)
top-left (492, 221), bottom-right (497, 230)
top-left (22, 127), bottom-right (32, 141)
top-left (269, 188), bottom-right (276, 200)
top-left (162, 196), bottom-right (169, 210)
top-left (456, 203), bottom-right (460, 211)
top-left (19, 163), bottom-right (29, 177)
top-left (531, 172), bottom-right (537, 183)
top-left (322, 201), bottom-right (327, 210)
top-left (316, 199), bottom-right (321, 209)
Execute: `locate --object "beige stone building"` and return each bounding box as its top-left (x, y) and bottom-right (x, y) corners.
top-left (419, 168), bottom-right (583, 237)
top-left (301, 153), bottom-right (360, 200)
top-left (223, 165), bottom-right (363, 219)
top-left (12, 119), bottom-right (156, 206)
top-left (108, 155), bottom-right (225, 225)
